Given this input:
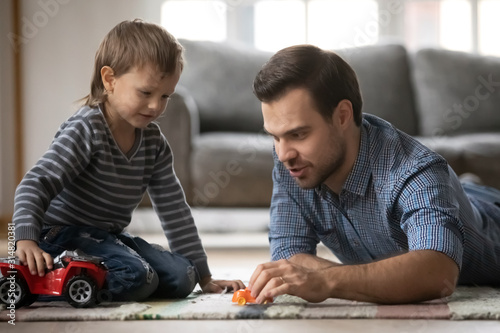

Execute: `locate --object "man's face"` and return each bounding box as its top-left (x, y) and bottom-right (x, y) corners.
top-left (262, 88), bottom-right (347, 190)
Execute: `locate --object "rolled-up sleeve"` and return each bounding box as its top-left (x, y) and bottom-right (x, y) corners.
top-left (397, 161), bottom-right (465, 270)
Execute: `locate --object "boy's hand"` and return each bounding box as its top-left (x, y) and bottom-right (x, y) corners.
top-left (199, 276), bottom-right (246, 294)
top-left (16, 240), bottom-right (53, 277)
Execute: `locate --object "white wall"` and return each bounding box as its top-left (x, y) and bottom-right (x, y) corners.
top-left (20, 0), bottom-right (164, 170)
top-left (0, 0), bottom-right (16, 217)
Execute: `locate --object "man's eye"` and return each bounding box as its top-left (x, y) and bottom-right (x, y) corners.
top-left (141, 91), bottom-right (151, 96)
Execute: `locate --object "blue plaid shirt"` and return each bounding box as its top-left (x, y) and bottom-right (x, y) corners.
top-left (270, 114), bottom-right (500, 285)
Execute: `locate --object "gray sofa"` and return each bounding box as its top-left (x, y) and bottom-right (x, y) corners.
top-left (154, 39), bottom-right (500, 208)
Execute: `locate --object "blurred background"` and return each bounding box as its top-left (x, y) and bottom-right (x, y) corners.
top-left (162, 0), bottom-right (500, 55)
top-left (2, 0), bottom-right (500, 232)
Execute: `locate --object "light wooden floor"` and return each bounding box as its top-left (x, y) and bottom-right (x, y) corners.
top-left (5, 318), bottom-right (500, 333)
top-left (2, 235), bottom-right (500, 332)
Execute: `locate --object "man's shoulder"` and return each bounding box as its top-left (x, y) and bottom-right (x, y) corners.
top-left (362, 113), bottom-right (450, 190)
top-left (363, 113), bottom-right (443, 164)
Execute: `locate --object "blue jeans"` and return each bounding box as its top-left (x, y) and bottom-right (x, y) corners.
top-left (462, 182), bottom-right (500, 205)
top-left (39, 226), bottom-right (198, 301)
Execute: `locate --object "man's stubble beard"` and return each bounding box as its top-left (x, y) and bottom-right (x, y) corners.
top-left (294, 136), bottom-right (347, 190)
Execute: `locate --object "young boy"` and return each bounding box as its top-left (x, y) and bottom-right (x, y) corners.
top-left (13, 19), bottom-right (244, 301)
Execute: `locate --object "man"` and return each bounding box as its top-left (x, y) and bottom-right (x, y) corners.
top-left (247, 45), bottom-right (500, 304)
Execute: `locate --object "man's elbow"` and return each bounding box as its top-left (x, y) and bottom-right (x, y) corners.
top-left (414, 251), bottom-right (460, 301)
top-left (431, 259), bottom-right (460, 299)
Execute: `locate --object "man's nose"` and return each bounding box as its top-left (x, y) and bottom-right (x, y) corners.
top-left (276, 140), bottom-right (297, 163)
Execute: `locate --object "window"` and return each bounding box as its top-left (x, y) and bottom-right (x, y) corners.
top-left (403, 0), bottom-right (500, 55)
top-left (161, 0), bottom-right (227, 42)
top-left (161, 0), bottom-right (500, 56)
top-left (404, 0), bottom-right (472, 52)
top-left (479, 0), bottom-right (500, 56)
top-left (254, 0), bottom-right (306, 51)
top-left (307, 0), bottom-right (379, 50)
top-left (253, 0), bottom-right (379, 52)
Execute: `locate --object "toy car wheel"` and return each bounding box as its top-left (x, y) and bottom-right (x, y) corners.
top-left (0, 276), bottom-right (38, 309)
top-left (64, 275), bottom-right (97, 308)
top-left (236, 296), bottom-right (247, 306)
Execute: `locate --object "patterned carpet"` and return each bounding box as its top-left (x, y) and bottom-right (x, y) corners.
top-left (2, 287), bottom-right (500, 321)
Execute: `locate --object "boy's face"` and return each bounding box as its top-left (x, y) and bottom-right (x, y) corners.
top-left (262, 88), bottom-right (349, 190)
top-left (103, 63), bottom-right (180, 131)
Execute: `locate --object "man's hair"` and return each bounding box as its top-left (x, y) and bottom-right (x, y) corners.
top-left (253, 44), bottom-right (362, 126)
top-left (83, 19), bottom-right (184, 107)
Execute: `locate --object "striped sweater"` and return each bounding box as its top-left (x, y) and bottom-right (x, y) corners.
top-left (13, 106), bottom-right (210, 277)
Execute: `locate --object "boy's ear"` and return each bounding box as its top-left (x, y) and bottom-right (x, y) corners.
top-left (101, 66), bottom-right (115, 92)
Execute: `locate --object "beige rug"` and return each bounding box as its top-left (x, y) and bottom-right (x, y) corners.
top-left (1, 286), bottom-right (499, 321)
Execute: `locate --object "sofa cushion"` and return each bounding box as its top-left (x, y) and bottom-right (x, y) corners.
top-left (178, 39), bottom-right (272, 133)
top-left (416, 133), bottom-right (500, 190)
top-left (460, 133), bottom-right (500, 190)
top-left (413, 49), bottom-right (500, 136)
top-left (337, 44), bottom-right (419, 135)
top-left (191, 133), bottom-right (274, 207)
top-left (415, 136), bottom-right (465, 176)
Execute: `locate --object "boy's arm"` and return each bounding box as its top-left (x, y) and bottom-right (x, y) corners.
top-left (13, 117), bottom-right (94, 246)
top-left (16, 240), bottom-right (54, 276)
top-left (147, 132), bottom-right (211, 278)
top-left (249, 249), bottom-right (458, 304)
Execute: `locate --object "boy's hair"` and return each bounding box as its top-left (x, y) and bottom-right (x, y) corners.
top-left (253, 44), bottom-right (363, 126)
top-left (83, 19), bottom-right (184, 107)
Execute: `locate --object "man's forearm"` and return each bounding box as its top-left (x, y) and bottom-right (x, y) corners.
top-left (288, 253), bottom-right (341, 270)
top-left (318, 250), bottom-right (459, 304)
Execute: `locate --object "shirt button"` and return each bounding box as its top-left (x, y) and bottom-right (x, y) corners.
top-left (352, 240), bottom-right (360, 246)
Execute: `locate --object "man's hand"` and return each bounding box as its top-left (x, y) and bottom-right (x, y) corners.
top-left (199, 275), bottom-right (246, 294)
top-left (16, 240), bottom-right (53, 277)
top-left (248, 259), bottom-right (328, 304)
top-left (247, 250), bottom-right (459, 304)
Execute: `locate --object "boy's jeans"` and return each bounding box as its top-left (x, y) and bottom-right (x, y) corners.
top-left (39, 226), bottom-right (198, 301)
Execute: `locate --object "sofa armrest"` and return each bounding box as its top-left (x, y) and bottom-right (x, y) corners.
top-left (156, 85), bottom-right (200, 203)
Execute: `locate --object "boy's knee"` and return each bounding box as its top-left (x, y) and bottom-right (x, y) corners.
top-left (156, 264), bottom-right (198, 298)
top-left (174, 265), bottom-right (198, 297)
top-left (110, 262), bottom-right (159, 301)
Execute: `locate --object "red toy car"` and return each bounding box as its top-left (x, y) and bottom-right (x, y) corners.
top-left (0, 250), bottom-right (108, 308)
top-left (232, 287), bottom-right (273, 305)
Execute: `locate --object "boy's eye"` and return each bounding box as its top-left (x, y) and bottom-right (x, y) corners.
top-left (140, 91), bottom-right (151, 96)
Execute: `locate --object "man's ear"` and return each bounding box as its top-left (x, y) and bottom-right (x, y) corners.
top-left (101, 66), bottom-right (115, 92)
top-left (335, 99), bottom-right (354, 129)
